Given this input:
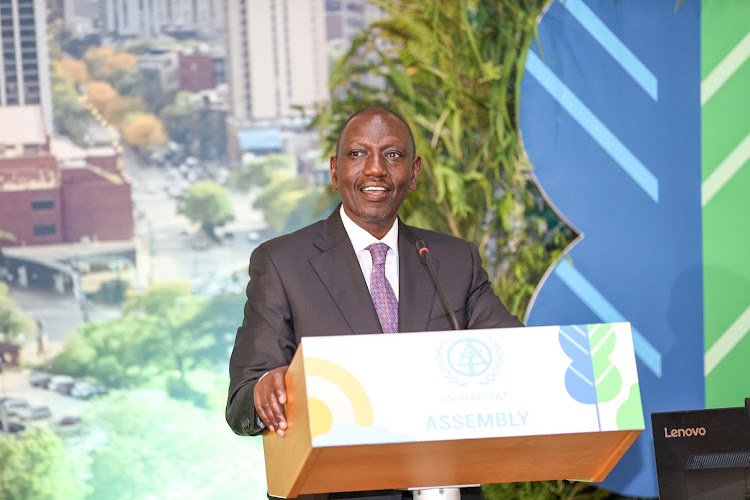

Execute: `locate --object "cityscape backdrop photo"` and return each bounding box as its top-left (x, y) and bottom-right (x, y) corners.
top-left (0, 0), bottom-right (748, 499)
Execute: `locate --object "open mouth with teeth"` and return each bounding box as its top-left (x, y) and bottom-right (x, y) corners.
top-left (361, 186), bottom-right (389, 199)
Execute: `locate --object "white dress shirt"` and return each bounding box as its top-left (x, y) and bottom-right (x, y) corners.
top-left (339, 205), bottom-right (400, 300)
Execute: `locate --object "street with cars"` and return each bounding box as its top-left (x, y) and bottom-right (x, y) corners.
top-left (0, 369), bottom-right (107, 434)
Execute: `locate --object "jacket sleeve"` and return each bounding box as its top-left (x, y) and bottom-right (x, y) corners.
top-left (226, 245), bottom-right (297, 436)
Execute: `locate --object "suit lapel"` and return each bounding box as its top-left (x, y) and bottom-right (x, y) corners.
top-left (309, 207), bottom-right (383, 334)
top-left (398, 222), bottom-right (437, 332)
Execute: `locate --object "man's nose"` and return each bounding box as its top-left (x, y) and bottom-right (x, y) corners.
top-left (363, 153), bottom-right (386, 176)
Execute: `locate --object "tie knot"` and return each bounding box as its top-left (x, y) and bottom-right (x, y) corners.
top-left (367, 243), bottom-right (389, 266)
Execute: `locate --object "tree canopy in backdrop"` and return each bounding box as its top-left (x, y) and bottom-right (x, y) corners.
top-left (0, 282), bottom-right (34, 344)
top-left (0, 429), bottom-right (86, 500)
top-left (177, 181), bottom-right (235, 239)
top-left (84, 392), bottom-right (266, 500)
top-left (120, 112), bottom-right (168, 150)
top-left (49, 284), bottom-right (241, 393)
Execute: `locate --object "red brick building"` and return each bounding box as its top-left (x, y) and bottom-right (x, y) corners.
top-left (0, 106), bottom-right (133, 247)
top-left (178, 52), bottom-right (215, 93)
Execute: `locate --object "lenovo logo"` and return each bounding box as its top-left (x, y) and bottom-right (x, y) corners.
top-left (663, 426), bottom-right (706, 438)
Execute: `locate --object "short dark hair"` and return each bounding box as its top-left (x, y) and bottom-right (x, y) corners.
top-left (335, 106), bottom-right (417, 159)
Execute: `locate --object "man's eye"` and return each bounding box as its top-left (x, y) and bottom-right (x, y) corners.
top-left (350, 151), bottom-right (364, 157)
top-left (386, 151), bottom-right (401, 158)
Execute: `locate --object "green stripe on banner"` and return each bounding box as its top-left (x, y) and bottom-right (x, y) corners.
top-left (702, 0), bottom-right (750, 408)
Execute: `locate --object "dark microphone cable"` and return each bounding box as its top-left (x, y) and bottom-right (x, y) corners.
top-left (416, 239), bottom-right (460, 331)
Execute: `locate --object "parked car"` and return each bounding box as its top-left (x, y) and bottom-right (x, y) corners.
top-left (0, 397), bottom-right (29, 417)
top-left (0, 420), bottom-right (25, 433)
top-left (52, 416), bottom-right (82, 437)
top-left (47, 375), bottom-right (75, 394)
top-left (57, 416), bottom-right (81, 427)
top-left (15, 405), bottom-right (52, 420)
top-left (29, 371), bottom-right (52, 388)
top-left (56, 382), bottom-right (75, 395)
top-left (70, 382), bottom-right (109, 400)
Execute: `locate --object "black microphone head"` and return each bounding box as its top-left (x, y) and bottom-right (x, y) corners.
top-left (416, 239), bottom-right (430, 263)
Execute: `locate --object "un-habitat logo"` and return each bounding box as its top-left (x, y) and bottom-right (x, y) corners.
top-left (437, 337), bottom-right (502, 386)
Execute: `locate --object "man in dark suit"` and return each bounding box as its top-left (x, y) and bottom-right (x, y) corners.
top-left (227, 106), bottom-right (523, 500)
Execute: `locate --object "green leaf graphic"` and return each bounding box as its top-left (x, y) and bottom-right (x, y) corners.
top-left (616, 382), bottom-right (645, 430)
top-left (588, 324), bottom-right (622, 403)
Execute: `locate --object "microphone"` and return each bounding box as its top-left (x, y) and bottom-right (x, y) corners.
top-left (416, 239), bottom-right (460, 331)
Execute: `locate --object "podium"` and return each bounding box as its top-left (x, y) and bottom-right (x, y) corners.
top-left (263, 323), bottom-right (644, 498)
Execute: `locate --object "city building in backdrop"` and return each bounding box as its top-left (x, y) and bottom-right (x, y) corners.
top-left (226, 0), bottom-right (328, 124)
top-left (159, 0), bottom-right (225, 39)
top-left (178, 46), bottom-right (226, 92)
top-left (60, 0), bottom-right (101, 38)
top-left (100, 0), bottom-right (162, 39)
top-left (53, 0), bottom-right (381, 173)
top-left (137, 49), bottom-right (180, 93)
top-left (0, 105), bottom-right (133, 247)
top-left (0, 0), bottom-right (53, 132)
top-left (99, 0), bottom-right (225, 40)
top-left (225, 0), bottom-right (329, 163)
top-left (325, 0), bottom-right (384, 56)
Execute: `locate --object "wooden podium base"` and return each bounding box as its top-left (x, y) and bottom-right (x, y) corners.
top-left (266, 429), bottom-right (639, 497)
top-left (263, 347), bottom-right (641, 498)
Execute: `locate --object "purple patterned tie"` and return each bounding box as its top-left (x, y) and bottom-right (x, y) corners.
top-left (367, 243), bottom-right (398, 333)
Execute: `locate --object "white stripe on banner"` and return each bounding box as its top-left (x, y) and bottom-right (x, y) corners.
top-left (701, 31), bottom-right (750, 106)
top-left (559, 0), bottom-right (658, 100)
top-left (702, 131), bottom-right (750, 206)
top-left (705, 303), bottom-right (750, 376)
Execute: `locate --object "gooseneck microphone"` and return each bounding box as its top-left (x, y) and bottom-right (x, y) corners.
top-left (416, 239), bottom-right (460, 331)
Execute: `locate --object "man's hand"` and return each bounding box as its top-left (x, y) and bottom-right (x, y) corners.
top-left (254, 365), bottom-right (289, 437)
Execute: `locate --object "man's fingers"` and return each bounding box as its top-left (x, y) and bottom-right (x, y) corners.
top-left (255, 389), bottom-right (280, 431)
top-left (272, 372), bottom-right (288, 405)
top-left (256, 382), bottom-right (287, 432)
top-left (254, 365), bottom-right (290, 436)
top-left (268, 396), bottom-right (286, 426)
top-left (255, 394), bottom-right (276, 432)
top-left (268, 397), bottom-right (287, 435)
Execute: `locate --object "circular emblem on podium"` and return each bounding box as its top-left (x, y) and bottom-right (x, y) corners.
top-left (447, 338), bottom-right (492, 377)
top-left (437, 337), bottom-right (502, 385)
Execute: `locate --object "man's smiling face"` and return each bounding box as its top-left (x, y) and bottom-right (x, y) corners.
top-left (330, 110), bottom-right (421, 239)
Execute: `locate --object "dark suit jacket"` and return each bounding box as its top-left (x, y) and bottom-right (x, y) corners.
top-left (227, 206), bottom-right (523, 499)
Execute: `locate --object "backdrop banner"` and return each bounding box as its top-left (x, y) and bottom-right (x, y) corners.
top-left (521, 0), bottom-right (750, 496)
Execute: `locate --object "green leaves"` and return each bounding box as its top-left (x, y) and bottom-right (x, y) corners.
top-left (231, 154), bottom-right (294, 193)
top-left (252, 175), bottom-right (333, 235)
top-left (0, 282), bottom-right (34, 344)
top-left (316, 0), bottom-right (573, 317)
top-left (617, 383), bottom-right (646, 430)
top-left (176, 180), bottom-right (234, 235)
top-left (0, 429), bottom-right (87, 500)
top-left (84, 392), bottom-right (267, 499)
top-left (49, 284), bottom-right (241, 390)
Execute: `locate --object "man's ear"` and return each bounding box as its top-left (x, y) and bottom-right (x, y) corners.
top-left (330, 156), bottom-right (339, 190)
top-left (409, 156), bottom-right (422, 191)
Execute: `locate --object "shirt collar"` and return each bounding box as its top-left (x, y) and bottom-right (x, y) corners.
top-left (340, 205), bottom-right (399, 256)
